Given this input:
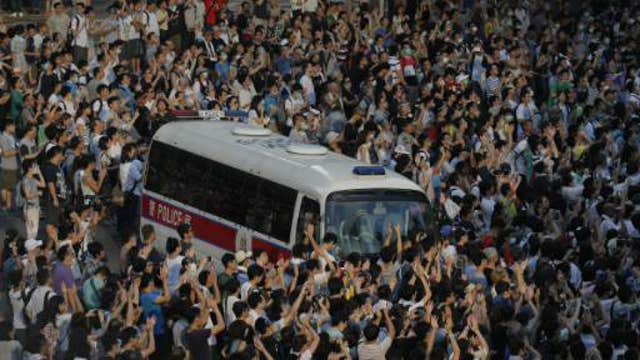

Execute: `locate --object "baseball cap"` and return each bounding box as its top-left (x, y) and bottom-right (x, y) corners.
top-left (25, 239), bottom-right (43, 252)
top-left (235, 250), bottom-right (252, 264)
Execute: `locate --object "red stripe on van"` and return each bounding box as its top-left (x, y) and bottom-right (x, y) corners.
top-left (141, 194), bottom-right (291, 261)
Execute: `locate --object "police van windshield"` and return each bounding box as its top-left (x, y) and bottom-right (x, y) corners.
top-left (325, 190), bottom-right (428, 255)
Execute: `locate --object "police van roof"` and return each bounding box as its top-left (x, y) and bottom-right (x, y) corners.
top-left (153, 121), bottom-right (424, 200)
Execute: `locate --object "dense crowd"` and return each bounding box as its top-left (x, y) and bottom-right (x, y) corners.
top-left (1, 0), bottom-right (640, 359)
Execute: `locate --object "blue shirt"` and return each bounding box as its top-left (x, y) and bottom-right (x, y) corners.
top-left (124, 159), bottom-right (143, 196)
top-left (140, 290), bottom-right (165, 335)
top-left (263, 94), bottom-right (280, 116)
top-left (215, 62), bottom-right (230, 84)
top-left (274, 56), bottom-right (292, 76)
top-left (119, 86), bottom-right (136, 113)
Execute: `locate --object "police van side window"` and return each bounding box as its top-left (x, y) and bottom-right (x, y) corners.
top-left (295, 196), bottom-right (320, 244)
top-left (145, 141), bottom-right (295, 243)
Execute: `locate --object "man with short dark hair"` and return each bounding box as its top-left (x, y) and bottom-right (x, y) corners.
top-left (81, 266), bottom-right (109, 310)
top-left (70, 2), bottom-right (90, 63)
top-left (92, 84), bottom-right (110, 121)
top-left (357, 308), bottom-right (396, 360)
top-left (42, 146), bottom-right (68, 241)
top-left (140, 266), bottom-right (171, 357)
top-left (240, 264), bottom-right (263, 301)
top-left (165, 237), bottom-right (184, 293)
top-left (25, 269), bottom-right (54, 323)
top-left (177, 222), bottom-right (194, 254)
top-left (53, 245), bottom-right (75, 295)
top-left (83, 242), bottom-right (106, 280)
top-left (140, 224), bottom-right (163, 264)
top-left (218, 253), bottom-right (237, 292)
top-left (0, 121), bottom-right (18, 212)
top-left (46, 2), bottom-right (70, 38)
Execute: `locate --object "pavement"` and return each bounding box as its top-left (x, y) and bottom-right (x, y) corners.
top-left (0, 211), bottom-right (122, 273)
top-left (0, 210), bottom-right (122, 318)
top-left (0, 0), bottom-right (111, 25)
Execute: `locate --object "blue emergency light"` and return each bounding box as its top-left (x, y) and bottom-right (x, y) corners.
top-left (353, 166), bottom-right (386, 176)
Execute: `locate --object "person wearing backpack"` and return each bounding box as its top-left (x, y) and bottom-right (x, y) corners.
top-left (25, 268), bottom-right (55, 325)
top-left (8, 269), bottom-right (31, 346)
top-left (69, 3), bottom-right (90, 63)
top-left (91, 84), bottom-right (110, 122)
top-left (20, 159), bottom-right (45, 240)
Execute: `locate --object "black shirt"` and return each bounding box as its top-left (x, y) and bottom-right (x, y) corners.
top-left (185, 328), bottom-right (211, 360)
top-left (42, 161), bottom-right (68, 204)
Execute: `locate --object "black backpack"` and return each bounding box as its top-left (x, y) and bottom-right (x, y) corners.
top-left (21, 288), bottom-right (36, 323)
top-left (21, 287), bottom-right (50, 324)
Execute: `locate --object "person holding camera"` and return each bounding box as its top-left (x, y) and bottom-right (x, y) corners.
top-left (74, 154), bottom-right (107, 208)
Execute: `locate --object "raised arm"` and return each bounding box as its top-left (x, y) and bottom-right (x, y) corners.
top-left (155, 264), bottom-right (172, 304)
top-left (383, 308), bottom-right (396, 340)
top-left (395, 224), bottom-right (403, 260)
top-left (140, 317), bottom-right (157, 358)
top-left (282, 280), bottom-right (311, 326)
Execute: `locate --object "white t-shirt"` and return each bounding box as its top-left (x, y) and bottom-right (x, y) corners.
top-left (118, 15), bottom-right (133, 41)
top-left (128, 12), bottom-right (146, 40)
top-left (223, 294), bottom-right (240, 325)
top-left (9, 289), bottom-right (29, 330)
top-left (166, 255), bottom-right (185, 293)
top-left (147, 11), bottom-right (160, 36)
top-left (240, 281), bottom-right (253, 301)
top-left (25, 286), bottom-right (55, 324)
top-left (299, 74), bottom-right (315, 102)
top-left (70, 14), bottom-right (89, 47)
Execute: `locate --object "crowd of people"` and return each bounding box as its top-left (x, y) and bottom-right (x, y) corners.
top-left (1, 0), bottom-right (640, 359)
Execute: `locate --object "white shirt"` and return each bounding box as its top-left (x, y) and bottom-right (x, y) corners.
top-left (118, 15), bottom-right (132, 41)
top-left (223, 294), bottom-right (240, 325)
top-left (480, 197), bottom-right (496, 232)
top-left (70, 14), bottom-right (89, 47)
top-left (92, 99), bottom-right (109, 121)
top-left (599, 215), bottom-right (620, 242)
top-left (33, 33), bottom-right (44, 51)
top-left (128, 12), bottom-right (146, 40)
top-left (240, 281), bottom-right (253, 301)
top-left (515, 101), bottom-right (538, 121)
top-left (147, 11), bottom-right (160, 36)
top-left (166, 255), bottom-right (185, 293)
top-left (9, 289), bottom-right (29, 330)
top-left (299, 74), bottom-right (315, 102)
top-left (25, 285), bottom-right (55, 323)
